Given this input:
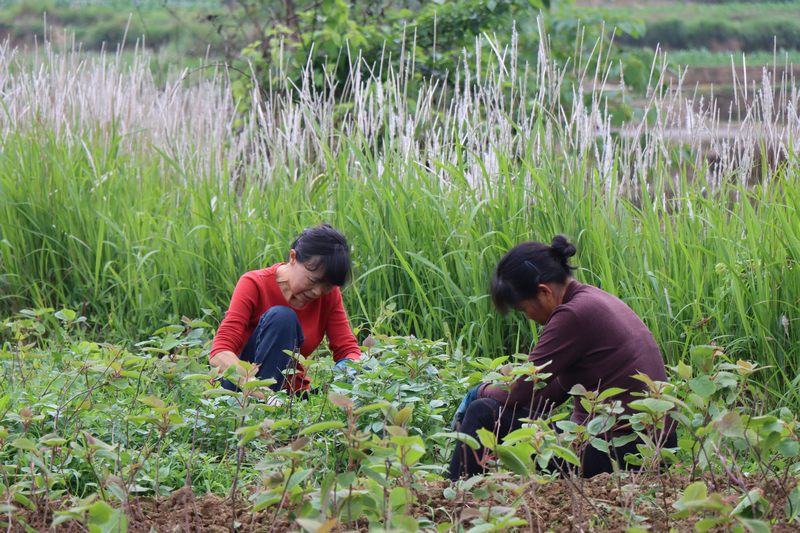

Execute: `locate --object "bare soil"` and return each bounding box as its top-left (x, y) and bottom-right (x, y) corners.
top-left (8, 474), bottom-right (798, 532)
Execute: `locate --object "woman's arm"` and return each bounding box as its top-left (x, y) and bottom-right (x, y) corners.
top-left (210, 274), bottom-right (259, 361)
top-left (325, 288), bottom-right (361, 362)
top-left (481, 307), bottom-right (585, 412)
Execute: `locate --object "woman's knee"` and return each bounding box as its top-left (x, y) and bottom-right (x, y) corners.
top-left (259, 306), bottom-right (300, 329)
top-left (463, 398), bottom-right (502, 425)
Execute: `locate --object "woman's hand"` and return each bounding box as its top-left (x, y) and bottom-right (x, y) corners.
top-left (210, 351), bottom-right (282, 405)
top-left (209, 350), bottom-right (241, 375)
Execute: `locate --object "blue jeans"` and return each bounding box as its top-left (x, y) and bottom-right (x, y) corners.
top-left (221, 306), bottom-right (304, 393)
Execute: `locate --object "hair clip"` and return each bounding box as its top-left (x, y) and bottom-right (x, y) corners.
top-left (524, 260), bottom-right (542, 275)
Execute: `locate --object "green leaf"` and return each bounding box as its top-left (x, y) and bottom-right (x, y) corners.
top-left (551, 445), bottom-right (580, 466)
top-left (695, 517), bottom-right (726, 531)
top-left (679, 481), bottom-right (708, 504)
top-left (11, 438), bottom-right (38, 452)
top-left (393, 406), bottom-right (413, 426)
top-left (240, 378), bottom-right (277, 390)
top-left (88, 501), bottom-right (113, 524)
top-left (431, 431), bottom-right (480, 450)
top-left (675, 360), bottom-right (693, 380)
top-left (778, 439), bottom-right (799, 458)
top-left (586, 415), bottom-right (615, 436)
top-left (286, 468), bottom-right (313, 490)
top-left (54, 308), bottom-right (77, 322)
top-left (182, 373), bottom-right (215, 381)
top-left (476, 428), bottom-right (497, 449)
top-left (688, 376), bottom-right (717, 398)
top-left (737, 518), bottom-right (771, 533)
top-left (568, 383), bottom-right (587, 396)
top-left (787, 483), bottom-right (800, 522)
top-left (395, 436), bottom-right (425, 466)
top-left (465, 523), bottom-right (497, 533)
top-left (297, 420), bottom-right (346, 436)
top-left (612, 433), bottom-right (639, 447)
top-left (497, 445), bottom-right (532, 476)
top-left (202, 388), bottom-right (238, 398)
top-left (391, 514), bottom-right (419, 532)
top-left (589, 438), bottom-right (610, 454)
top-left (13, 493), bottom-right (35, 510)
top-left (39, 436), bottom-right (68, 447)
top-left (597, 387), bottom-right (627, 401)
top-left (252, 493), bottom-right (281, 512)
top-left (690, 345), bottom-right (718, 374)
top-left (717, 411), bottom-right (745, 438)
top-left (353, 402), bottom-right (390, 415)
top-left (628, 398), bottom-right (674, 414)
top-left (137, 395), bottom-right (165, 409)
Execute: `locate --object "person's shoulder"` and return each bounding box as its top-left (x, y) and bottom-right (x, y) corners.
top-left (554, 282), bottom-right (611, 321)
top-left (567, 282), bottom-right (613, 303)
top-left (564, 282), bottom-right (640, 323)
top-left (239, 264), bottom-right (282, 283)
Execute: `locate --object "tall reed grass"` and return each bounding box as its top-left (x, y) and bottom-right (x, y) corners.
top-left (0, 30), bottom-right (798, 403)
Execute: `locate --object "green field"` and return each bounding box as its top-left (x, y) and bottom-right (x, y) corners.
top-left (1, 11), bottom-right (800, 533)
top-left (665, 48), bottom-right (800, 67)
top-left (595, 0), bottom-right (800, 53)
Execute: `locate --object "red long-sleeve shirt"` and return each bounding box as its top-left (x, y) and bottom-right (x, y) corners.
top-left (210, 264), bottom-right (360, 390)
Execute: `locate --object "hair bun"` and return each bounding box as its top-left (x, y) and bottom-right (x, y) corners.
top-left (550, 235), bottom-right (577, 261)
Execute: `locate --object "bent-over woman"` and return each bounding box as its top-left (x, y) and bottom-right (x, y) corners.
top-left (448, 235), bottom-right (676, 479)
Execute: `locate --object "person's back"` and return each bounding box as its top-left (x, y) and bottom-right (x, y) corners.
top-left (480, 281), bottom-right (668, 425)
top-left (550, 282), bottom-right (668, 424)
top-left (448, 235), bottom-right (676, 480)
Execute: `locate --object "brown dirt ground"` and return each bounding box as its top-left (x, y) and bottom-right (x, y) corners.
top-left (7, 474), bottom-right (799, 532)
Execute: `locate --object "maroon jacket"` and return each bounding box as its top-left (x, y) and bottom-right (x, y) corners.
top-left (480, 280), bottom-right (669, 426)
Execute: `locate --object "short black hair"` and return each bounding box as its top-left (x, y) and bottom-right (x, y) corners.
top-left (490, 235), bottom-right (577, 313)
top-left (291, 223), bottom-right (352, 286)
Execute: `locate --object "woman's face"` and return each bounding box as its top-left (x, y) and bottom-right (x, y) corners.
top-left (518, 296), bottom-right (551, 325)
top-left (517, 284), bottom-right (560, 325)
top-left (283, 250), bottom-right (335, 308)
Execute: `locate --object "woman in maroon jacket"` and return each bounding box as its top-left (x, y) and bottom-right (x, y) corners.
top-left (448, 235), bottom-right (676, 480)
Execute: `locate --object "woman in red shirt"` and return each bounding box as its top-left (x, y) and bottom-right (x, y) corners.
top-left (209, 224), bottom-right (361, 400)
top-left (448, 235), bottom-right (676, 479)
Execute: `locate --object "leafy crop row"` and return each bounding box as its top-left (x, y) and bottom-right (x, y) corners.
top-left (0, 309), bottom-right (798, 530)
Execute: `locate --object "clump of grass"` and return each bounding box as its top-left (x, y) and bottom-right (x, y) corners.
top-left (0, 29), bottom-right (798, 403)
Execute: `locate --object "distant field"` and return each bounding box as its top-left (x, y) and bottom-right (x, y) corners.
top-left (0, 0), bottom-right (224, 55)
top-left (609, 1), bottom-right (800, 20)
top-left (665, 48), bottom-right (800, 67)
top-left (576, 0), bottom-right (800, 63)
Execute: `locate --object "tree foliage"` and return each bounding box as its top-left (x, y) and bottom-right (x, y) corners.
top-left (215, 0), bottom-right (547, 92)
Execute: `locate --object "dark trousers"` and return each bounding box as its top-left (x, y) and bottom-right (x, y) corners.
top-left (447, 398), bottom-right (677, 480)
top-left (221, 306), bottom-right (304, 393)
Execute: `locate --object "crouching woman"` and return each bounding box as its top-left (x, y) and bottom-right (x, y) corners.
top-left (448, 235), bottom-right (676, 480)
top-left (209, 224), bottom-right (361, 401)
